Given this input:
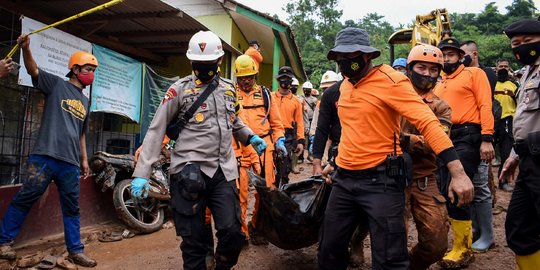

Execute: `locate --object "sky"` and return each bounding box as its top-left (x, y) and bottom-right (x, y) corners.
top-left (235, 0), bottom-right (540, 27)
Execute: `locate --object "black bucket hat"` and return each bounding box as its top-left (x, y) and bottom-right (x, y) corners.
top-left (438, 37), bottom-right (465, 55)
top-left (327, 27), bottom-right (381, 60)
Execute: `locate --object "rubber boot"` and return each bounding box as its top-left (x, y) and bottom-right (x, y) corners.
top-left (472, 202), bottom-right (494, 252)
top-left (438, 219), bottom-right (474, 268)
top-left (516, 249), bottom-right (540, 270)
top-left (471, 204), bottom-right (479, 242)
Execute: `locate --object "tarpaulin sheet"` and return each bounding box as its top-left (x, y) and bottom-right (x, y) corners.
top-left (248, 171), bottom-right (331, 250)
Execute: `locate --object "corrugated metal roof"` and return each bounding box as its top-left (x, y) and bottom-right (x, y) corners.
top-left (0, 0), bottom-right (240, 63)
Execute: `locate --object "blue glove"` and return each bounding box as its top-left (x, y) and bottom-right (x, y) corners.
top-left (275, 137), bottom-right (287, 155)
top-left (309, 135), bottom-right (314, 154)
top-left (131, 177), bottom-right (150, 198)
top-left (250, 135), bottom-right (267, 156)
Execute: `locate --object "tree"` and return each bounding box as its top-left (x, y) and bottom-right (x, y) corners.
top-left (505, 0), bottom-right (537, 22)
top-left (450, 12), bottom-right (477, 34)
top-left (285, 0), bottom-right (342, 87)
top-left (476, 2), bottom-right (506, 35)
top-left (345, 13), bottom-right (396, 65)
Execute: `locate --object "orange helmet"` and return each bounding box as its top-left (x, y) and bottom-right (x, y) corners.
top-left (407, 44), bottom-right (443, 68)
top-left (68, 51), bottom-right (98, 69)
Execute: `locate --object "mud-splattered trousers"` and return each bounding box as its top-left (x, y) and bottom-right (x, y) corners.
top-left (0, 155), bottom-right (84, 254)
top-left (405, 175), bottom-right (449, 270)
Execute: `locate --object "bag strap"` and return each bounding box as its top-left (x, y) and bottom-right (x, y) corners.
top-left (306, 99), bottom-right (316, 111)
top-left (185, 76), bottom-right (219, 122)
top-left (261, 86), bottom-right (271, 125)
top-left (168, 76), bottom-right (220, 140)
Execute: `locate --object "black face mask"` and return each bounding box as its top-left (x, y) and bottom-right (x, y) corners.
top-left (303, 90), bottom-right (311, 97)
top-left (512, 41), bottom-right (540, 66)
top-left (497, 68), bottom-right (509, 82)
top-left (279, 78), bottom-right (292, 89)
top-left (442, 62), bottom-right (461, 75)
top-left (192, 62), bottom-right (218, 83)
top-left (410, 70), bottom-right (438, 93)
top-left (338, 55), bottom-right (366, 79)
top-left (290, 86), bottom-right (298, 95)
top-left (461, 54), bottom-right (473, 67)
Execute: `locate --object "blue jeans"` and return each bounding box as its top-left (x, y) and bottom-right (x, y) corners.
top-left (0, 155), bottom-right (84, 253)
top-left (472, 161), bottom-right (492, 204)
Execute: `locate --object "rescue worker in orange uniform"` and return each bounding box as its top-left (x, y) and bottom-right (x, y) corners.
top-left (244, 40), bottom-right (263, 70)
top-left (401, 44), bottom-right (452, 270)
top-left (317, 27), bottom-right (474, 270)
top-left (434, 37), bottom-right (495, 268)
top-left (233, 55), bottom-right (286, 245)
top-left (272, 66), bottom-right (305, 186)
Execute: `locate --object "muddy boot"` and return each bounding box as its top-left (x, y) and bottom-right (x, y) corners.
top-left (438, 219), bottom-right (474, 268)
top-left (248, 221), bottom-right (268, 246)
top-left (204, 224), bottom-right (215, 270)
top-left (0, 244), bottom-right (16, 260)
top-left (68, 252), bottom-right (97, 267)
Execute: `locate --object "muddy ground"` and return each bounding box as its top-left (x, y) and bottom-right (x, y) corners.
top-left (0, 161), bottom-right (516, 269)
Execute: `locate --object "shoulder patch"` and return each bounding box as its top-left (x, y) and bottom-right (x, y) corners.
top-left (162, 87), bottom-right (178, 104)
top-left (219, 77), bottom-right (235, 88)
top-left (224, 90), bottom-right (235, 97)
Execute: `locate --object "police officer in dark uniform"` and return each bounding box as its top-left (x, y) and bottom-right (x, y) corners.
top-left (500, 19), bottom-right (540, 269)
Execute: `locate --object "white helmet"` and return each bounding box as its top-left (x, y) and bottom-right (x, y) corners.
top-left (303, 81), bottom-right (313, 89)
top-left (292, 78), bottom-right (299, 86)
top-left (320, 70), bottom-right (340, 84)
top-left (186, 31), bottom-right (225, 61)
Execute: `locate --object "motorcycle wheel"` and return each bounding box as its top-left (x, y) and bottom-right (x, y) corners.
top-left (113, 179), bottom-right (165, 233)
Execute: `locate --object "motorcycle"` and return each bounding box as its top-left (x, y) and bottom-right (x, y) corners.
top-left (89, 147), bottom-right (171, 234)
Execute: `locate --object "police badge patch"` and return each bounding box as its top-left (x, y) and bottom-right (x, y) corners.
top-left (162, 88), bottom-right (177, 104)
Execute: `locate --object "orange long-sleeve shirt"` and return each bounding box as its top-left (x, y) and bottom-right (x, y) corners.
top-left (237, 84), bottom-right (285, 162)
top-left (337, 64), bottom-right (454, 170)
top-left (434, 64), bottom-right (494, 135)
top-left (245, 47), bottom-right (263, 70)
top-left (272, 91), bottom-right (305, 141)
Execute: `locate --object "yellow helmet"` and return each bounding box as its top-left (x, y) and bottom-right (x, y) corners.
top-left (234, 55), bottom-right (258, 77)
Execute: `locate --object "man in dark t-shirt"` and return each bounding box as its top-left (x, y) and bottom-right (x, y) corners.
top-left (0, 35), bottom-right (98, 267)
